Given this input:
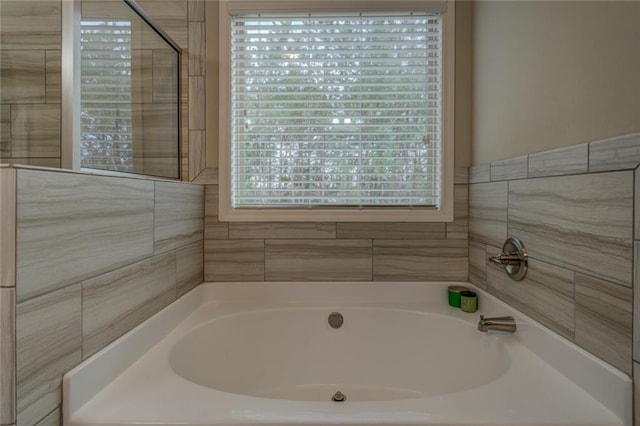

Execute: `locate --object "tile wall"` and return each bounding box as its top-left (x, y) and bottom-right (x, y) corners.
top-left (0, 1), bottom-right (62, 167)
top-left (0, 166), bottom-right (204, 426)
top-left (469, 132), bottom-right (640, 381)
top-left (203, 170), bottom-right (469, 282)
top-left (0, 0), bottom-right (206, 182)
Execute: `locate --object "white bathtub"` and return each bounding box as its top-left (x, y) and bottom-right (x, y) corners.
top-left (63, 282), bottom-right (632, 426)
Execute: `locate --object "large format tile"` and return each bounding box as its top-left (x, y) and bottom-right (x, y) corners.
top-left (10, 105), bottom-right (60, 158)
top-left (0, 168), bottom-right (16, 287)
top-left (446, 184), bottom-right (468, 240)
top-left (508, 172), bottom-right (633, 286)
top-left (205, 240), bottom-right (264, 281)
top-left (486, 252), bottom-right (575, 340)
top-left (0, 1), bottom-right (61, 50)
top-left (589, 132), bottom-right (640, 172)
top-left (634, 242), bottom-right (640, 362)
top-left (136, 0), bottom-right (188, 47)
top-left (575, 273), bottom-right (632, 374)
top-left (337, 223), bottom-right (444, 240)
top-left (188, 130), bottom-right (206, 181)
top-left (468, 164), bottom-right (490, 183)
top-left (188, 76), bottom-right (205, 130)
top-left (490, 155), bottom-right (527, 181)
top-left (176, 241), bottom-right (203, 297)
top-left (454, 167), bottom-right (468, 184)
top-left (232, 223), bottom-right (336, 239)
top-left (82, 252), bottom-right (176, 358)
top-left (35, 407), bottom-right (60, 426)
top-left (188, 0), bottom-right (205, 21)
top-left (0, 50), bottom-right (46, 103)
top-left (204, 185), bottom-right (228, 239)
top-left (468, 181), bottom-right (508, 247)
top-left (45, 50), bottom-right (61, 104)
top-left (266, 240), bottom-right (372, 281)
top-left (16, 285), bottom-right (81, 426)
top-left (1, 105), bottom-right (9, 157)
top-left (188, 22), bottom-right (205, 76)
top-left (373, 240), bottom-right (468, 281)
top-left (154, 181), bottom-right (204, 254)
top-left (468, 240), bottom-right (487, 289)
top-left (528, 144), bottom-right (588, 178)
top-left (16, 170), bottom-right (154, 301)
top-left (0, 288), bottom-right (15, 425)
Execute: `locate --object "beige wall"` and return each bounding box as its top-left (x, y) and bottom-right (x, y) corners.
top-left (472, 1), bottom-right (640, 165)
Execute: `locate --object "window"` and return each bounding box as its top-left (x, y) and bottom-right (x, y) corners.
top-left (220, 1), bottom-right (454, 221)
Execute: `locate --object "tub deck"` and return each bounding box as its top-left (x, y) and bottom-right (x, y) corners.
top-left (63, 282), bottom-right (631, 426)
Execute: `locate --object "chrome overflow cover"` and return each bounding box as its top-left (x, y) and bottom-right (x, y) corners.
top-left (489, 237), bottom-right (528, 281)
top-left (332, 391), bottom-right (346, 402)
top-left (328, 312), bottom-right (344, 329)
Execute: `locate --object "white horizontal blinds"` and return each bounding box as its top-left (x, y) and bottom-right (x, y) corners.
top-left (80, 20), bottom-right (133, 172)
top-left (231, 12), bottom-right (443, 208)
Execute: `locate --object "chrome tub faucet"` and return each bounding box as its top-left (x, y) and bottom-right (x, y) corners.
top-left (477, 315), bottom-right (517, 333)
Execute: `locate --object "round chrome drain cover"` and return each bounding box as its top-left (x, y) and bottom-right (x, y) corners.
top-left (331, 391), bottom-right (346, 402)
top-left (328, 312), bottom-right (344, 329)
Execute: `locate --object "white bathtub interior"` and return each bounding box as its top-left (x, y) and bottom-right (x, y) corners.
top-left (63, 282), bottom-right (632, 426)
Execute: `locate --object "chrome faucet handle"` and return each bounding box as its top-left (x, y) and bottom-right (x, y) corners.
top-left (489, 252), bottom-right (522, 265)
top-left (489, 237), bottom-right (528, 281)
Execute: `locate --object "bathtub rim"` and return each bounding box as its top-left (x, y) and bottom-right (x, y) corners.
top-left (62, 281), bottom-right (632, 426)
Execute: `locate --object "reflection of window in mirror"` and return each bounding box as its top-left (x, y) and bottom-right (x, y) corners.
top-left (81, 19), bottom-right (134, 173)
top-left (76, 0), bottom-right (181, 179)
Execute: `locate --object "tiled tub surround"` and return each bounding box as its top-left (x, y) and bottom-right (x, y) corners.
top-left (468, 132), bottom-right (640, 380)
top-left (0, 166), bottom-right (204, 426)
top-left (203, 170), bottom-right (469, 282)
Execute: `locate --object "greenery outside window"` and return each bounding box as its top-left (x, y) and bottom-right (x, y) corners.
top-left (219, 1), bottom-right (454, 222)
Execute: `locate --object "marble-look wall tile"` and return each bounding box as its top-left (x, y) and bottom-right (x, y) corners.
top-left (10, 105), bottom-right (60, 158)
top-left (154, 182), bottom-right (204, 254)
top-left (204, 185), bottom-right (228, 239)
top-left (468, 181), bottom-right (508, 247)
top-left (490, 155), bottom-right (527, 181)
top-left (188, 0), bottom-right (205, 21)
top-left (635, 171), bottom-right (640, 241)
top-left (188, 22), bottom-right (205, 76)
top-left (468, 163), bottom-right (490, 183)
top-left (635, 363), bottom-right (640, 426)
top-left (0, 50), bottom-right (46, 104)
top-left (337, 223), bottom-right (444, 240)
top-left (1, 105), bottom-right (10, 157)
top-left (16, 170), bottom-right (154, 301)
top-left (7, 158), bottom-right (60, 168)
top-left (446, 184), bottom-right (468, 240)
top-left (188, 76), bottom-right (205, 130)
top-left (528, 143), bottom-right (588, 178)
top-left (575, 273), bottom-right (632, 374)
top-left (205, 240), bottom-right (264, 281)
top-left (16, 285), bottom-right (81, 426)
top-left (0, 1), bottom-right (61, 50)
top-left (373, 240), bottom-right (468, 281)
top-left (82, 252), bottom-right (176, 359)
top-left (589, 133), bottom-right (640, 173)
top-left (136, 0), bottom-right (188, 47)
top-left (188, 130), bottom-right (206, 181)
top-left (633, 242), bottom-right (640, 362)
top-left (34, 407), bottom-right (60, 426)
top-left (469, 241), bottom-right (487, 289)
top-left (232, 223), bottom-right (336, 239)
top-left (176, 241), bottom-right (203, 297)
top-left (0, 168), bottom-right (16, 287)
top-left (487, 251), bottom-right (575, 340)
top-left (45, 50), bottom-right (61, 104)
top-left (454, 167), bottom-right (468, 184)
top-left (509, 172), bottom-right (633, 286)
top-left (0, 288), bottom-right (15, 425)
top-left (266, 240), bottom-right (372, 281)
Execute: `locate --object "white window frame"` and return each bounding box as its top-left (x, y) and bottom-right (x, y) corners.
top-left (219, 0), bottom-right (455, 222)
